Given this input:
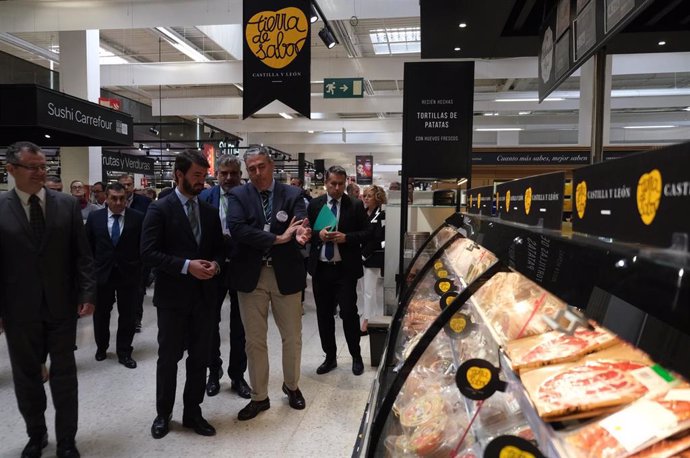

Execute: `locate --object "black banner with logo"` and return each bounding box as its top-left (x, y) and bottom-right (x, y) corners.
top-left (101, 150), bottom-right (155, 186)
top-left (313, 159), bottom-right (325, 186)
top-left (572, 141), bottom-right (690, 247)
top-left (243, 0), bottom-right (311, 119)
top-left (402, 62), bottom-right (474, 179)
top-left (466, 185), bottom-right (495, 215)
top-left (355, 155), bottom-right (373, 185)
top-left (496, 172), bottom-right (565, 230)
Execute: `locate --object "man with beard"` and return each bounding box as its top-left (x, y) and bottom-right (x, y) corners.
top-left (198, 155), bottom-right (250, 399)
top-left (141, 150), bottom-right (225, 439)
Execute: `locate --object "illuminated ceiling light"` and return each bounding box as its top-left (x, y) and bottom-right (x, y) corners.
top-left (319, 27), bottom-right (337, 49)
top-left (453, 47), bottom-right (461, 51)
top-left (155, 26), bottom-right (210, 62)
top-left (279, 112), bottom-right (294, 119)
top-left (310, 4), bottom-right (319, 23)
top-left (658, 40), bottom-right (666, 46)
top-left (495, 97), bottom-right (565, 102)
top-left (458, 23), bottom-right (467, 28)
top-left (483, 112), bottom-right (499, 116)
top-left (683, 107), bottom-right (690, 111)
top-left (518, 111), bottom-right (532, 115)
top-left (307, 130), bottom-right (315, 134)
top-left (44, 134), bottom-right (51, 139)
top-left (475, 127), bottom-right (524, 132)
top-left (623, 125), bottom-right (676, 129)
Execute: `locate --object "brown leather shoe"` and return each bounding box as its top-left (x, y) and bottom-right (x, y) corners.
top-left (282, 383), bottom-right (306, 410)
top-left (238, 398), bottom-right (270, 421)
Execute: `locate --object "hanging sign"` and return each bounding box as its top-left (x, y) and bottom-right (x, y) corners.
top-left (496, 172), bottom-right (565, 230)
top-left (355, 155), bottom-right (373, 185)
top-left (466, 185), bottom-right (495, 215)
top-left (243, 0), bottom-right (311, 118)
top-left (402, 61), bottom-right (474, 179)
top-left (572, 141), bottom-right (690, 247)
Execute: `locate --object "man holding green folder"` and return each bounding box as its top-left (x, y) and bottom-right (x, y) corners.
top-left (307, 166), bottom-right (372, 376)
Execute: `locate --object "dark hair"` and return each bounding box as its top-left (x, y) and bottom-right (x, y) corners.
top-left (92, 181), bottom-right (105, 191)
top-left (158, 187), bottom-right (174, 199)
top-left (46, 175), bottom-right (62, 184)
top-left (346, 182), bottom-right (360, 195)
top-left (143, 187), bottom-right (157, 200)
top-left (326, 165), bottom-right (347, 180)
top-left (6, 141), bottom-right (41, 164)
top-left (175, 150), bottom-right (210, 177)
top-left (118, 174), bottom-right (134, 182)
top-left (217, 155), bottom-right (242, 169)
top-left (205, 176), bottom-right (216, 185)
top-left (105, 182), bottom-right (125, 194)
top-left (291, 177), bottom-right (304, 186)
top-left (243, 145), bottom-right (273, 164)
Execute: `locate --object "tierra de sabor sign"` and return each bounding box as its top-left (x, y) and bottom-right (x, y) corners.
top-left (243, 0), bottom-right (311, 119)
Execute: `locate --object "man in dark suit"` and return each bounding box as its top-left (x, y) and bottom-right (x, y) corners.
top-left (0, 141), bottom-right (95, 458)
top-left (227, 146), bottom-right (311, 421)
top-left (85, 182), bottom-right (143, 369)
top-left (198, 155), bottom-right (250, 398)
top-left (141, 151), bottom-right (225, 440)
top-left (118, 173), bottom-right (152, 333)
top-left (307, 165), bottom-right (371, 377)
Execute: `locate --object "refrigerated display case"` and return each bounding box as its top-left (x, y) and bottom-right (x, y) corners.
top-left (354, 212), bottom-right (690, 458)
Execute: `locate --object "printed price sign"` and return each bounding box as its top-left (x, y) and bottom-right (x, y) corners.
top-left (456, 359), bottom-right (507, 400)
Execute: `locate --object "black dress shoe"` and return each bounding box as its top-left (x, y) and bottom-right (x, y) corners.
top-left (94, 350), bottom-right (106, 361)
top-left (21, 433), bottom-right (48, 458)
top-left (56, 439), bottom-right (80, 458)
top-left (352, 356), bottom-right (364, 376)
top-left (237, 398), bottom-right (270, 421)
top-left (117, 355), bottom-right (137, 369)
top-left (182, 415), bottom-right (216, 436)
top-left (316, 357), bottom-right (337, 375)
top-left (282, 383), bottom-right (306, 410)
top-left (151, 415), bottom-right (171, 439)
top-left (206, 376), bottom-right (220, 397)
top-left (230, 378), bottom-right (252, 399)
top-left (135, 320), bottom-right (142, 333)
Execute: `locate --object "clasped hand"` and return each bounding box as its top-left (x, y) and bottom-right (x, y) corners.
top-left (189, 259), bottom-right (218, 280)
top-left (320, 226), bottom-right (345, 244)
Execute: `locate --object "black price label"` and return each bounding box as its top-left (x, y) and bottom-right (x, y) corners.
top-left (434, 278), bottom-right (455, 296)
top-left (484, 435), bottom-right (545, 458)
top-left (456, 359), bottom-right (507, 400)
top-left (445, 312), bottom-right (475, 339)
top-left (439, 291), bottom-right (459, 310)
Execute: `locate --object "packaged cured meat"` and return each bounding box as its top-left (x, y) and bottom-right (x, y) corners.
top-left (472, 272), bottom-right (568, 344)
top-left (630, 429), bottom-right (690, 458)
top-left (506, 323), bottom-right (619, 372)
top-left (566, 388), bottom-right (690, 458)
top-left (444, 239), bottom-right (496, 284)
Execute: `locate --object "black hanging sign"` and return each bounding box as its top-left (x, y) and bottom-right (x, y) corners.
top-left (496, 172), bottom-right (565, 230)
top-left (402, 61), bottom-right (474, 179)
top-left (101, 151), bottom-right (155, 185)
top-left (572, 142), bottom-right (690, 247)
top-left (355, 155), bottom-right (373, 185)
top-left (243, 0), bottom-right (311, 119)
top-left (455, 359), bottom-right (507, 401)
top-left (466, 185), bottom-right (494, 215)
top-left (484, 435), bottom-right (545, 458)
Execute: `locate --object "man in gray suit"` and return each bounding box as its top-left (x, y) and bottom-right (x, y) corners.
top-left (0, 141), bottom-right (96, 458)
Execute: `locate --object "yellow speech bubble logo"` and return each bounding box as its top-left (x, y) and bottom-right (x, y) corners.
top-left (450, 316), bottom-right (467, 333)
top-left (499, 446), bottom-right (536, 458)
top-left (524, 187), bottom-right (533, 215)
top-left (245, 8), bottom-right (309, 69)
top-left (636, 169), bottom-right (662, 225)
top-left (575, 181), bottom-right (587, 219)
top-left (505, 190), bottom-right (511, 212)
top-left (466, 366), bottom-right (492, 390)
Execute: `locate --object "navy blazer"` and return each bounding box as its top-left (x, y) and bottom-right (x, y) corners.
top-left (307, 194), bottom-right (371, 279)
top-left (199, 185), bottom-right (222, 209)
top-left (130, 193), bottom-right (152, 214)
top-left (85, 207), bottom-right (144, 286)
top-left (140, 192), bottom-right (225, 309)
top-left (227, 181), bottom-right (307, 295)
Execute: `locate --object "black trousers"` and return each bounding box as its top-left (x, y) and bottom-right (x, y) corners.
top-left (208, 266), bottom-right (247, 381)
top-left (135, 266), bottom-right (152, 323)
top-left (4, 315), bottom-right (78, 443)
top-left (312, 262), bottom-right (361, 359)
top-left (156, 298), bottom-right (213, 419)
top-left (93, 276), bottom-right (137, 356)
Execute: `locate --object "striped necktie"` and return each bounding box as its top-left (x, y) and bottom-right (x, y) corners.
top-left (260, 190), bottom-right (272, 224)
top-left (186, 199), bottom-right (201, 244)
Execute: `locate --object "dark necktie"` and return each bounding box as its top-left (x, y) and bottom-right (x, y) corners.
top-left (325, 199), bottom-right (338, 260)
top-left (260, 190), bottom-right (272, 225)
top-left (186, 200), bottom-right (201, 244)
top-left (111, 214), bottom-right (121, 246)
top-left (29, 194), bottom-right (45, 242)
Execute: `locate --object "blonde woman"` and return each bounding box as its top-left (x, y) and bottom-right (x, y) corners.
top-left (360, 185), bottom-right (387, 332)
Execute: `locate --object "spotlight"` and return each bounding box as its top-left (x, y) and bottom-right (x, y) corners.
top-left (310, 4), bottom-right (319, 23)
top-left (319, 27), bottom-right (336, 49)
top-left (149, 127), bottom-right (160, 136)
top-left (166, 144), bottom-right (170, 151)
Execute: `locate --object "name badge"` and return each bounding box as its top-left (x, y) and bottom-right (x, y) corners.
top-left (263, 223), bottom-right (271, 232)
top-left (276, 210), bottom-right (288, 222)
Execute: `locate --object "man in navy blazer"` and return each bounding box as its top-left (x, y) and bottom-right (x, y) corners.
top-left (227, 146), bottom-right (311, 421)
top-left (141, 151), bottom-right (225, 440)
top-left (198, 155), bottom-right (250, 399)
top-left (307, 165), bottom-right (371, 377)
top-left (85, 182), bottom-right (143, 369)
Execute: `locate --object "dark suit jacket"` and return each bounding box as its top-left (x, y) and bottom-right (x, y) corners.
top-left (199, 185), bottom-right (222, 209)
top-left (130, 193), bottom-right (152, 214)
top-left (227, 181), bottom-right (307, 295)
top-left (140, 192), bottom-right (225, 309)
top-left (0, 188), bottom-right (96, 323)
top-left (307, 194), bottom-right (371, 279)
top-left (362, 207), bottom-right (385, 269)
top-left (85, 207), bottom-right (144, 286)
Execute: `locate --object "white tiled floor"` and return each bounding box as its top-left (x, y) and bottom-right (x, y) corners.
top-left (0, 280), bottom-right (375, 457)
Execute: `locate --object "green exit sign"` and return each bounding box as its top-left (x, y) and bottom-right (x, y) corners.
top-left (323, 78), bottom-right (364, 98)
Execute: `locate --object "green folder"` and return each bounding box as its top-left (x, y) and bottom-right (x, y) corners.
top-left (313, 204), bottom-right (338, 231)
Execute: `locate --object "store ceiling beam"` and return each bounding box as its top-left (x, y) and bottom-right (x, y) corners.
top-left (0, 0), bottom-right (419, 34)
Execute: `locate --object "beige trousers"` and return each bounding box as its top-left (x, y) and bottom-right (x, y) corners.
top-left (237, 266), bottom-right (303, 401)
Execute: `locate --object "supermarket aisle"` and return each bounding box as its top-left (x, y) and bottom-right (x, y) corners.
top-left (0, 279), bottom-right (375, 457)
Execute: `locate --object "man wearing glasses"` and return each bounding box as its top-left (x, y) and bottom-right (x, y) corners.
top-left (0, 141), bottom-right (96, 458)
top-left (90, 181), bottom-right (106, 208)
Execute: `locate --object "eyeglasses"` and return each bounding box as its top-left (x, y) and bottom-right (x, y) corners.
top-left (12, 163), bottom-right (47, 172)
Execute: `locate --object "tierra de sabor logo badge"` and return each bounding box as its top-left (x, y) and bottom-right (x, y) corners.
top-left (524, 187), bottom-right (532, 215)
top-left (245, 8), bottom-right (308, 69)
top-left (505, 190), bottom-right (511, 213)
top-left (636, 169), bottom-right (662, 225)
top-left (575, 181), bottom-right (587, 219)
top-left (468, 194), bottom-right (474, 208)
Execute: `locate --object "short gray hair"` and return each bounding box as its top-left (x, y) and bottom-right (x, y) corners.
top-left (217, 154), bottom-right (242, 169)
top-left (243, 145), bottom-right (273, 163)
top-left (6, 141), bottom-right (41, 164)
